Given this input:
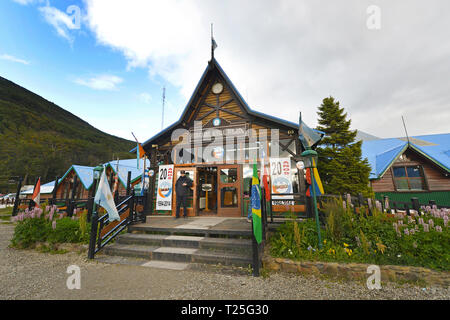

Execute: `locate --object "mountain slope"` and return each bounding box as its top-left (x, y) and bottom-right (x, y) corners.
top-left (0, 76), bottom-right (135, 191)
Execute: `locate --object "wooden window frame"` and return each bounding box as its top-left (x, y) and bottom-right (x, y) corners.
top-left (391, 165), bottom-right (428, 192)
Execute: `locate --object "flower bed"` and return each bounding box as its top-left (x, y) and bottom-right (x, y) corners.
top-left (10, 203), bottom-right (90, 249)
top-left (270, 198), bottom-right (449, 271)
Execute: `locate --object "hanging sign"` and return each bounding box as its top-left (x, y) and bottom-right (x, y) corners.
top-left (156, 165), bottom-right (174, 210)
top-left (269, 158), bottom-right (294, 204)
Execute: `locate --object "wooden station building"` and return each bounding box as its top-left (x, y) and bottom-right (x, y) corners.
top-left (139, 58), bottom-right (308, 217)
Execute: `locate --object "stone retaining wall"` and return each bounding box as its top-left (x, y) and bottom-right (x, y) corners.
top-left (263, 256), bottom-right (450, 287)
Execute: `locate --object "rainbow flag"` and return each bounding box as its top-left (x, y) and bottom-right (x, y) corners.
top-left (251, 162), bottom-right (262, 244)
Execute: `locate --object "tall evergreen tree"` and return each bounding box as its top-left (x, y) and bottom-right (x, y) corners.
top-left (315, 96), bottom-right (372, 197)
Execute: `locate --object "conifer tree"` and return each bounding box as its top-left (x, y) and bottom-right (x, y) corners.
top-left (315, 96), bottom-right (372, 197)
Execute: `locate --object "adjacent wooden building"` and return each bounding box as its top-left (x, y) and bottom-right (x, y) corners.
top-left (361, 134), bottom-right (450, 206)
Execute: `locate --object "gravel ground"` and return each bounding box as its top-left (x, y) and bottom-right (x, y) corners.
top-left (0, 222), bottom-right (449, 300)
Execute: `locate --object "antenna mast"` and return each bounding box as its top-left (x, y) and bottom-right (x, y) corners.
top-left (401, 115), bottom-right (410, 145)
top-left (162, 86), bottom-right (166, 130)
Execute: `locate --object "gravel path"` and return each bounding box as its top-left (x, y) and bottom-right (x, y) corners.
top-left (0, 223), bottom-right (448, 300)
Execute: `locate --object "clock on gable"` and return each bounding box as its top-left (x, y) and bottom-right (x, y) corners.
top-left (212, 82), bottom-right (223, 95)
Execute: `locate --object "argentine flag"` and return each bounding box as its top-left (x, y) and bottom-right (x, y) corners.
top-left (94, 169), bottom-right (120, 222)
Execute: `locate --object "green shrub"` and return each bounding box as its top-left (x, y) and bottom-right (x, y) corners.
top-left (47, 218), bottom-right (85, 244)
top-left (11, 217), bottom-right (51, 248)
top-left (10, 207), bottom-right (91, 249)
top-left (270, 199), bottom-right (450, 271)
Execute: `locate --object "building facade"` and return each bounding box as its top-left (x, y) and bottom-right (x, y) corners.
top-left (140, 58), bottom-right (308, 217)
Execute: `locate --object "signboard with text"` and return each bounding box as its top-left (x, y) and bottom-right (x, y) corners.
top-left (156, 165), bottom-right (174, 210)
top-left (269, 158), bottom-right (294, 205)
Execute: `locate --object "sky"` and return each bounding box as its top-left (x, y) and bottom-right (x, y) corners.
top-left (1, 0), bottom-right (449, 142)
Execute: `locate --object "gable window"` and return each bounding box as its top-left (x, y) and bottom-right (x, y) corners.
top-left (392, 165), bottom-right (426, 191)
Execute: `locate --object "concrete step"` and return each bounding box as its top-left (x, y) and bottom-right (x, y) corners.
top-left (128, 224), bottom-right (252, 239)
top-left (102, 243), bottom-right (252, 267)
top-left (116, 233), bottom-right (252, 254)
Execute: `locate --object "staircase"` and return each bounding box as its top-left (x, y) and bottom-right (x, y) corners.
top-left (96, 217), bottom-right (254, 271)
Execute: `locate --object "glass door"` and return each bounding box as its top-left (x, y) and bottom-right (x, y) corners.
top-left (217, 164), bottom-right (241, 217)
top-left (172, 167), bottom-right (197, 217)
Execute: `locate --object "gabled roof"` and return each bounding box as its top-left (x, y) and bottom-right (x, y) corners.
top-left (361, 133), bottom-right (450, 179)
top-left (133, 58), bottom-right (302, 153)
top-left (58, 165), bottom-right (95, 190)
top-left (21, 179), bottom-right (60, 195)
top-left (104, 158), bottom-right (149, 188)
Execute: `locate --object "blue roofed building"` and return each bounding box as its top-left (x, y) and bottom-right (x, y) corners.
top-left (361, 133), bottom-right (450, 206)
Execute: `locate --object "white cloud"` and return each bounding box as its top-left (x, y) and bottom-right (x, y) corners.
top-left (82, 0), bottom-right (450, 137)
top-left (38, 4), bottom-right (79, 43)
top-left (12, 0), bottom-right (38, 5)
top-left (0, 54), bottom-right (30, 65)
top-left (139, 93), bottom-right (152, 104)
top-left (74, 74), bottom-right (123, 90)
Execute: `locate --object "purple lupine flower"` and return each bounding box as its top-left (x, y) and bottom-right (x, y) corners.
top-left (423, 224), bottom-right (429, 232)
top-left (343, 201), bottom-right (346, 209)
top-left (435, 226), bottom-right (442, 232)
top-left (52, 220), bottom-right (56, 230)
top-left (432, 205), bottom-right (437, 210)
top-left (409, 229), bottom-right (415, 235)
top-left (398, 220), bottom-right (403, 226)
top-left (404, 229), bottom-right (410, 235)
top-left (418, 218), bottom-right (424, 225)
top-left (49, 211), bottom-right (54, 221)
top-left (428, 219), bottom-right (434, 228)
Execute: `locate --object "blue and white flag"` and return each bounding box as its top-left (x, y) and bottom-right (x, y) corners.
top-left (94, 169), bottom-right (120, 222)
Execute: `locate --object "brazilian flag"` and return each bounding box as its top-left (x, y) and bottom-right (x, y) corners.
top-left (251, 162), bottom-right (262, 244)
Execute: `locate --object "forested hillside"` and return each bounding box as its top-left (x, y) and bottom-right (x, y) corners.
top-left (0, 76), bottom-right (135, 192)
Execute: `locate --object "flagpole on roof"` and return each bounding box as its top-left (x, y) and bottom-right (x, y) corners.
top-left (211, 23), bottom-right (217, 61)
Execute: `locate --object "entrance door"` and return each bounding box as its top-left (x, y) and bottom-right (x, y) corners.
top-left (197, 167), bottom-right (218, 215)
top-left (217, 165), bottom-right (241, 217)
top-left (172, 167), bottom-right (196, 217)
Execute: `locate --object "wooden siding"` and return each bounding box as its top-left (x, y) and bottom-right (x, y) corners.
top-left (371, 149), bottom-right (450, 192)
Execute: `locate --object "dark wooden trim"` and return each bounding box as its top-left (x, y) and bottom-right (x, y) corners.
top-left (198, 108), bottom-right (216, 121)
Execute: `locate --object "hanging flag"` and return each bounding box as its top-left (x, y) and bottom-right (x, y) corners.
top-left (305, 164), bottom-right (324, 197)
top-left (298, 112), bottom-right (324, 150)
top-left (136, 143), bottom-right (145, 169)
top-left (251, 162), bottom-right (262, 244)
top-left (94, 169), bottom-right (120, 222)
top-left (32, 178), bottom-right (41, 207)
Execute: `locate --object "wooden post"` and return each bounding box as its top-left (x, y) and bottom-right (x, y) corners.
top-left (12, 177), bottom-right (23, 216)
top-left (126, 171), bottom-right (132, 196)
top-left (87, 177), bottom-right (98, 223)
top-left (51, 176), bottom-right (59, 206)
top-left (68, 175), bottom-right (78, 217)
top-left (383, 195), bottom-right (389, 212)
top-left (411, 197), bottom-right (420, 213)
top-left (147, 146), bottom-right (158, 214)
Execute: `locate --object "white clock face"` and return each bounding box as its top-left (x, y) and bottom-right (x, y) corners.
top-left (212, 82), bottom-right (223, 94)
top-left (212, 118), bottom-right (221, 126)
